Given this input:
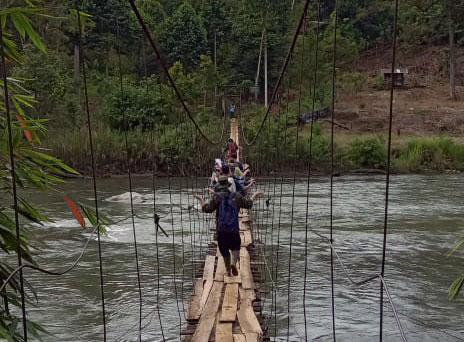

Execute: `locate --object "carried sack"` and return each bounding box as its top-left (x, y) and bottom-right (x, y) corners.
top-left (217, 193), bottom-right (239, 233)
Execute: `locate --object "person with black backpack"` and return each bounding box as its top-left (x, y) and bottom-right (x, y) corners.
top-left (195, 166), bottom-right (263, 276)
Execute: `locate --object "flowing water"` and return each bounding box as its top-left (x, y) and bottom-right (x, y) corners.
top-left (17, 174), bottom-right (464, 341)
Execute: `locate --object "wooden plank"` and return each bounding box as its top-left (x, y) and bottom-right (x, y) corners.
top-left (233, 334), bottom-right (247, 342)
top-left (239, 288), bottom-right (256, 302)
top-left (224, 275), bottom-right (242, 284)
top-left (192, 281), bottom-right (224, 342)
top-left (239, 222), bottom-right (251, 231)
top-left (240, 216), bottom-right (251, 223)
top-left (241, 231), bottom-right (252, 246)
top-left (203, 255), bottom-right (216, 281)
top-left (215, 323), bottom-right (233, 342)
top-left (187, 278), bottom-right (204, 321)
top-left (244, 332), bottom-right (258, 342)
top-left (200, 280), bottom-right (213, 311)
top-left (215, 256), bottom-right (227, 281)
top-left (220, 283), bottom-right (238, 322)
top-left (237, 298), bottom-right (262, 335)
top-left (240, 248), bottom-right (255, 290)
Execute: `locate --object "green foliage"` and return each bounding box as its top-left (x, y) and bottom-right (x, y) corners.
top-left (339, 1), bottom-right (394, 48)
top-left (104, 76), bottom-right (166, 130)
top-left (42, 123), bottom-right (217, 176)
top-left (159, 3), bottom-right (207, 70)
top-left (134, 0), bottom-right (165, 32)
top-left (12, 49), bottom-right (80, 128)
top-left (449, 275), bottom-right (464, 301)
top-left (448, 233), bottom-right (464, 301)
top-left (348, 136), bottom-right (387, 169)
top-left (338, 72), bottom-right (366, 95)
top-left (394, 137), bottom-right (464, 172)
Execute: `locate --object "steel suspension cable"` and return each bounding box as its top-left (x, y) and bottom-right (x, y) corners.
top-left (311, 231), bottom-right (407, 341)
top-left (380, 0), bottom-right (400, 340)
top-left (268, 92), bottom-right (282, 333)
top-left (329, 0), bottom-right (340, 340)
top-left (261, 112), bottom-right (274, 312)
top-left (287, 6), bottom-right (308, 340)
top-left (0, 23), bottom-right (28, 342)
top-left (76, 6), bottom-right (107, 340)
top-left (186, 123), bottom-right (196, 281)
top-left (303, 2), bottom-right (322, 340)
top-left (274, 75), bottom-right (292, 339)
top-left (178, 123), bottom-right (187, 319)
top-left (146, 45), bottom-right (166, 340)
top-left (115, 19), bottom-right (143, 341)
top-left (152, 113), bottom-right (166, 341)
top-left (168, 113), bottom-right (182, 339)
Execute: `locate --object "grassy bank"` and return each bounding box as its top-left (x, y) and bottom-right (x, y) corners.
top-left (42, 124), bottom-right (220, 176)
top-left (43, 123), bottom-right (464, 176)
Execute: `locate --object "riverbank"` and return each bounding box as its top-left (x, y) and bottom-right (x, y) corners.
top-left (43, 125), bottom-right (464, 177)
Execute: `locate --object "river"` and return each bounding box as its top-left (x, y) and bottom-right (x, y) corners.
top-left (20, 174), bottom-right (464, 341)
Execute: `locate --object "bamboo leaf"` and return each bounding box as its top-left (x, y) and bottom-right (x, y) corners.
top-left (0, 326), bottom-right (15, 342)
top-left (449, 275), bottom-right (464, 301)
top-left (15, 12), bottom-right (45, 52)
top-left (10, 13), bottom-right (26, 39)
top-left (64, 195), bottom-right (86, 228)
top-left (18, 198), bottom-right (48, 224)
top-left (16, 115), bottom-right (33, 143)
top-left (449, 236), bottom-right (464, 256)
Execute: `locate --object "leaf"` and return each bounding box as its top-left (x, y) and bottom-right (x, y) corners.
top-left (18, 197), bottom-right (48, 224)
top-left (64, 196), bottom-right (86, 228)
top-left (16, 115), bottom-right (33, 143)
top-left (0, 8), bottom-right (46, 52)
top-left (10, 13), bottom-right (26, 39)
top-left (449, 236), bottom-right (464, 256)
top-left (0, 326), bottom-right (15, 342)
top-left (449, 275), bottom-right (464, 301)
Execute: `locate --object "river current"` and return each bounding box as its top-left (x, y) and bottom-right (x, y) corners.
top-left (19, 175), bottom-right (464, 341)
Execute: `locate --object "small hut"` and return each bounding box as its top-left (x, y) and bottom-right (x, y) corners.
top-left (381, 68), bottom-right (408, 88)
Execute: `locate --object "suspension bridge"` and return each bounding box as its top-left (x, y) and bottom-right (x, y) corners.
top-left (182, 118), bottom-right (265, 342)
top-left (4, 0), bottom-right (454, 341)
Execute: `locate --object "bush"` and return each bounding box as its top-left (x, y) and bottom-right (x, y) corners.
top-left (104, 77), bottom-right (168, 130)
top-left (348, 136), bottom-right (387, 169)
top-left (339, 71), bottom-right (366, 95)
top-left (298, 123), bottom-right (330, 164)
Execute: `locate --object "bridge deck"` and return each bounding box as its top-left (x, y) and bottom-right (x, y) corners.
top-left (182, 119), bottom-right (265, 342)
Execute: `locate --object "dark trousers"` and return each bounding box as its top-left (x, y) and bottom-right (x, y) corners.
top-left (217, 230), bottom-right (241, 258)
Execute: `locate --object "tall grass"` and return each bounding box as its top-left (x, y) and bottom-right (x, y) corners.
top-left (394, 137), bottom-right (464, 172)
top-left (42, 124), bottom-right (219, 176)
top-left (43, 122), bottom-right (464, 176)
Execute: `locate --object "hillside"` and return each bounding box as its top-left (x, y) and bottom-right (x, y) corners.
top-left (327, 46), bottom-right (464, 137)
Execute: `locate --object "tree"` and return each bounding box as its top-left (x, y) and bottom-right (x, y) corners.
top-left (137, 0), bottom-right (166, 31)
top-left (159, 3), bottom-right (207, 70)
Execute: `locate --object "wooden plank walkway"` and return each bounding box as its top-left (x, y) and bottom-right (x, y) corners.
top-left (182, 118), bottom-right (265, 341)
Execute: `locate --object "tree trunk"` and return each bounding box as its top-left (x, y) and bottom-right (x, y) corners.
top-left (74, 42), bottom-right (81, 106)
top-left (448, 1), bottom-right (457, 100)
top-left (74, 44), bottom-right (80, 83)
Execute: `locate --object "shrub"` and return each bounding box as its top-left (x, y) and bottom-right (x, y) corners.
top-left (348, 136), bottom-right (387, 169)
